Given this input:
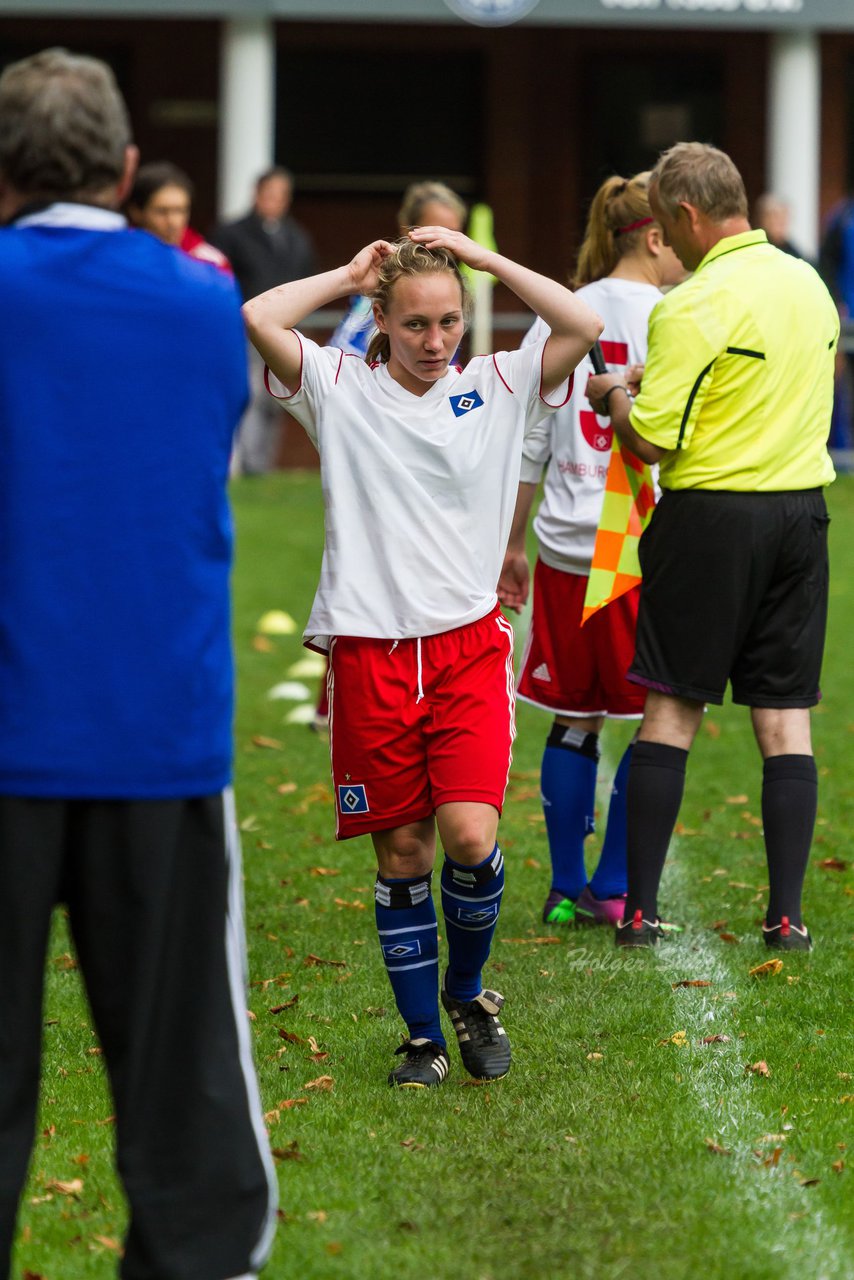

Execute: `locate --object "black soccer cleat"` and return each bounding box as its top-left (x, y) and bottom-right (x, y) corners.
top-left (762, 915), bottom-right (812, 951)
top-left (388, 1039), bottom-right (450, 1088)
top-left (614, 908), bottom-right (665, 948)
top-left (441, 979), bottom-right (511, 1080)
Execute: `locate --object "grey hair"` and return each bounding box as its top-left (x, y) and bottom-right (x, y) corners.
top-left (651, 142), bottom-right (748, 222)
top-left (0, 48), bottom-right (131, 202)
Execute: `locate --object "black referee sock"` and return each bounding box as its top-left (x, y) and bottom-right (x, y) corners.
top-left (625, 740), bottom-right (688, 921)
top-left (762, 754), bottom-right (818, 929)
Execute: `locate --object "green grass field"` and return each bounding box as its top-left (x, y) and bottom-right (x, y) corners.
top-left (14, 471), bottom-right (854, 1280)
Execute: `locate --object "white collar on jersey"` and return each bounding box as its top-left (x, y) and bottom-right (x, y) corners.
top-left (14, 202), bottom-right (126, 231)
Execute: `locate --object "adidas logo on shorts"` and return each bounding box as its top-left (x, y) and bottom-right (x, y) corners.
top-left (532, 663), bottom-right (551, 682)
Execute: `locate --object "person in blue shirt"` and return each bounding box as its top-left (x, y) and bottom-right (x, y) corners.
top-left (0, 48), bottom-right (276, 1280)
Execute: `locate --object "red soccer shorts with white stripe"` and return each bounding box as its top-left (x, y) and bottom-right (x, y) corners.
top-left (328, 604), bottom-right (516, 839)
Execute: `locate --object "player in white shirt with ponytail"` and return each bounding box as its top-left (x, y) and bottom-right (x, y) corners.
top-left (244, 227), bottom-right (602, 1088)
top-left (499, 172), bottom-right (685, 931)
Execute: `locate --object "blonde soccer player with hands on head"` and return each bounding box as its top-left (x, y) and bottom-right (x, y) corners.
top-left (243, 225), bottom-right (602, 1087)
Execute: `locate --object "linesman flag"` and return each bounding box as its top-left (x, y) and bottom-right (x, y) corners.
top-left (581, 445), bottom-right (656, 624)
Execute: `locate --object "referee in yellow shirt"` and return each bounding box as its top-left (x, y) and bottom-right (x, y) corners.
top-left (588, 142), bottom-right (839, 952)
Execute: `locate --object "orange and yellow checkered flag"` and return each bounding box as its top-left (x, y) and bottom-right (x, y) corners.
top-left (581, 445), bottom-right (656, 624)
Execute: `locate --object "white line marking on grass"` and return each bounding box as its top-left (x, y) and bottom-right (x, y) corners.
top-left (654, 836), bottom-right (850, 1280)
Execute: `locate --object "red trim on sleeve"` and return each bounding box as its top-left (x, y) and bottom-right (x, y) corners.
top-left (491, 352), bottom-right (514, 394)
top-left (263, 330), bottom-right (303, 401)
top-left (538, 336), bottom-right (574, 409)
top-left (333, 347), bottom-right (345, 385)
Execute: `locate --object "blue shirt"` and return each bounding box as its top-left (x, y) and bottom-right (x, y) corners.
top-left (0, 206), bottom-right (248, 797)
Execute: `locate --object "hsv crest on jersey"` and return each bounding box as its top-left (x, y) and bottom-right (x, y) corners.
top-left (449, 390), bottom-right (484, 418)
top-left (338, 783), bottom-right (369, 813)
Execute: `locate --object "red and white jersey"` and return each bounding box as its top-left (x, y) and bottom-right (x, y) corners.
top-left (268, 332), bottom-right (569, 649)
top-left (522, 277), bottom-right (662, 575)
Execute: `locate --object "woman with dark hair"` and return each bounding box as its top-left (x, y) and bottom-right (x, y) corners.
top-left (127, 161), bottom-right (231, 272)
top-left (243, 227), bottom-right (602, 1088)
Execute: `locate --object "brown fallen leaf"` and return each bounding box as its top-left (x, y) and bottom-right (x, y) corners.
top-left (307, 1210), bottom-right (328, 1224)
top-left (252, 634), bottom-right (275, 653)
top-left (310, 866), bottom-right (340, 877)
top-left (271, 1141), bottom-right (303, 1162)
top-left (703, 720), bottom-right (721, 738)
top-left (251, 735), bottom-right (283, 750)
top-left (726, 794), bottom-right (749, 804)
top-left (704, 1138), bottom-right (731, 1155)
top-left (44, 1178), bottom-right (83, 1197)
top-left (832, 1159), bottom-right (845, 1173)
top-left (586, 1052), bottom-right (604, 1061)
top-left (92, 1236), bottom-right (122, 1253)
top-left (818, 857), bottom-right (848, 871)
top-left (749, 958), bottom-right (784, 978)
top-left (304, 1075), bottom-right (334, 1091)
top-left (747, 1060), bottom-right (771, 1077)
top-left (672, 979), bottom-right (712, 989)
top-left (304, 954), bottom-right (346, 968)
top-left (279, 1098), bottom-right (309, 1109)
top-left (702, 1034), bottom-right (731, 1044)
top-left (272, 995), bottom-right (300, 1015)
top-left (400, 1137), bottom-right (424, 1150)
top-left (326, 1243), bottom-right (343, 1256)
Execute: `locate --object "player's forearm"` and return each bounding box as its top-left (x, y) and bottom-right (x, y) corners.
top-left (478, 251), bottom-right (603, 346)
top-left (242, 265), bottom-right (356, 338)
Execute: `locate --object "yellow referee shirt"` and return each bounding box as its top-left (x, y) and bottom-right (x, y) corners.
top-left (630, 230), bottom-right (839, 490)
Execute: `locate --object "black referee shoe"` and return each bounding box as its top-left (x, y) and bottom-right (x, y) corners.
top-left (388, 1039), bottom-right (450, 1088)
top-left (441, 979), bottom-right (511, 1080)
top-left (615, 909), bottom-right (665, 947)
top-left (762, 916), bottom-right (812, 951)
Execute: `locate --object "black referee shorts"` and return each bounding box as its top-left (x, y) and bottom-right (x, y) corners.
top-left (629, 488), bottom-right (830, 708)
top-left (0, 791), bottom-right (277, 1280)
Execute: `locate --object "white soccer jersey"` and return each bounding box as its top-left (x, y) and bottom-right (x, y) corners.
top-left (269, 332), bottom-right (569, 649)
top-left (521, 277), bottom-right (662, 575)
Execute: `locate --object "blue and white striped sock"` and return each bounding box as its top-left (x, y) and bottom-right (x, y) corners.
top-left (441, 845), bottom-right (505, 1002)
top-left (375, 872), bottom-right (443, 1046)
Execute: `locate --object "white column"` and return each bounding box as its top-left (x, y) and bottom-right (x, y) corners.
top-left (218, 17), bottom-right (276, 221)
top-left (766, 30), bottom-right (821, 260)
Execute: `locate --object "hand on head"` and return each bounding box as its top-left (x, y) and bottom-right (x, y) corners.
top-left (348, 240), bottom-right (395, 295)
top-left (408, 226), bottom-right (491, 273)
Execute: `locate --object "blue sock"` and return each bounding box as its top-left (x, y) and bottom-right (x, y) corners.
top-left (441, 845), bottom-right (505, 1002)
top-left (375, 872), bottom-right (444, 1046)
top-left (589, 741), bottom-right (633, 899)
top-left (541, 725), bottom-right (599, 900)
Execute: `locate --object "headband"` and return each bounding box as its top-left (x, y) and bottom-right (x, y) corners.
top-left (614, 216), bottom-right (654, 237)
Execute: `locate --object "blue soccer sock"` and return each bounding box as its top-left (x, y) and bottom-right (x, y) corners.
top-left (541, 725), bottom-right (599, 901)
top-left (589, 740), bottom-right (634, 899)
top-left (441, 845), bottom-right (505, 1002)
top-left (374, 872), bottom-right (444, 1046)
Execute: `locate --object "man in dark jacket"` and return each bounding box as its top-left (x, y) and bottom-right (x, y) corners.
top-left (213, 168), bottom-right (316, 473)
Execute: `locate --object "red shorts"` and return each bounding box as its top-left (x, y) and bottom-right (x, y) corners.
top-left (328, 605), bottom-right (516, 839)
top-left (516, 560), bottom-right (646, 718)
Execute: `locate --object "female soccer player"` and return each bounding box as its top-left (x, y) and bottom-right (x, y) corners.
top-left (499, 172), bottom-right (685, 929)
top-left (243, 228), bottom-right (602, 1087)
